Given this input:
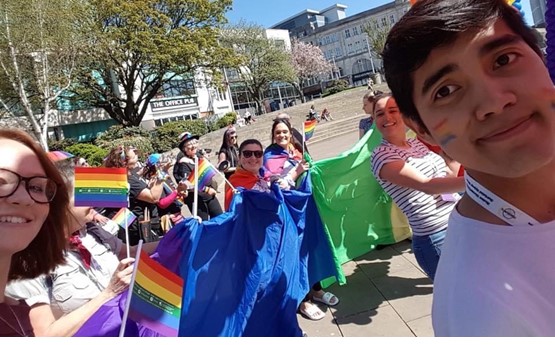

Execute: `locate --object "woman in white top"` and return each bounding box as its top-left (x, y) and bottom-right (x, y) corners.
top-left (6, 161), bottom-right (159, 336)
top-left (370, 94), bottom-right (464, 281)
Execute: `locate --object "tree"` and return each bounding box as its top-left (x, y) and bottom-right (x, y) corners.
top-left (219, 22), bottom-right (296, 114)
top-left (71, 0), bottom-right (238, 127)
top-left (362, 19), bottom-right (391, 68)
top-left (0, 0), bottom-right (91, 149)
top-left (290, 39), bottom-right (333, 102)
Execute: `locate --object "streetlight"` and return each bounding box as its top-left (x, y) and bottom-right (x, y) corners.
top-left (365, 36), bottom-right (376, 74)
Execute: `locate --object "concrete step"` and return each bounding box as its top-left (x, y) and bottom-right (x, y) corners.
top-left (199, 84), bottom-right (388, 156)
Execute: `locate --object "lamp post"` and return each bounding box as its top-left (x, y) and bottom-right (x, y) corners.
top-left (365, 36), bottom-right (376, 73)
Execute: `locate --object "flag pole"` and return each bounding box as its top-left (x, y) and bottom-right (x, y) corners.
top-left (204, 158), bottom-right (238, 193)
top-left (302, 121), bottom-right (306, 158)
top-left (119, 240), bottom-right (142, 337)
top-left (193, 155), bottom-right (199, 219)
top-left (124, 211), bottom-right (130, 258)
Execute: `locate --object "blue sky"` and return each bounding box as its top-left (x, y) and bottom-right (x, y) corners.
top-left (226, 0), bottom-right (535, 28)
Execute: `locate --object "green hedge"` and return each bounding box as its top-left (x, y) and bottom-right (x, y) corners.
top-left (95, 125), bottom-right (152, 143)
top-left (48, 138), bottom-right (77, 152)
top-left (98, 137), bottom-right (154, 161)
top-left (151, 120), bottom-right (209, 153)
top-left (215, 112), bottom-right (237, 130)
top-left (65, 143), bottom-right (108, 167)
top-left (324, 79), bottom-right (349, 96)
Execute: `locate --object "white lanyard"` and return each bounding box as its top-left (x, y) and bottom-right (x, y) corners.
top-left (464, 172), bottom-right (538, 226)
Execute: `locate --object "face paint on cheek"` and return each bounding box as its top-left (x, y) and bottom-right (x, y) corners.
top-left (432, 118), bottom-right (457, 147)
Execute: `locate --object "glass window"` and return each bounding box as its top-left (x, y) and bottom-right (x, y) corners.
top-left (353, 26), bottom-right (359, 35)
top-left (344, 29), bottom-right (351, 38)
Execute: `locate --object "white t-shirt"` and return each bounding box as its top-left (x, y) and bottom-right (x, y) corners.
top-left (371, 138), bottom-right (456, 236)
top-left (433, 209), bottom-right (555, 336)
top-left (6, 229), bottom-right (121, 318)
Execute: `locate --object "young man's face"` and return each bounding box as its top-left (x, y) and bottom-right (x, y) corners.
top-left (411, 19), bottom-right (555, 178)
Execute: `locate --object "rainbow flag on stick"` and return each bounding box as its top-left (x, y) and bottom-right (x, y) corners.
top-left (112, 208), bottom-right (137, 228)
top-left (122, 245), bottom-right (183, 337)
top-left (186, 158), bottom-right (217, 191)
top-left (304, 119), bottom-right (317, 142)
top-left (74, 167), bottom-right (128, 208)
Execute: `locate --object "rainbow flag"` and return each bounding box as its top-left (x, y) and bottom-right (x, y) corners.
top-left (304, 119), bottom-right (317, 141)
top-left (112, 208), bottom-right (137, 228)
top-left (186, 158), bottom-right (217, 191)
top-left (128, 250), bottom-right (183, 337)
top-left (74, 167), bottom-right (128, 208)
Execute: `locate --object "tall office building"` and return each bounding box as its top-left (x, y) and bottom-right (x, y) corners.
top-left (530, 0), bottom-right (546, 27)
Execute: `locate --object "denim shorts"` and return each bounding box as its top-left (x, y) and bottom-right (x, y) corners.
top-left (411, 229), bottom-right (446, 281)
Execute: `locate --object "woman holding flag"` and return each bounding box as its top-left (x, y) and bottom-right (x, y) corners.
top-left (5, 159), bottom-right (149, 337)
top-left (263, 119), bottom-right (309, 190)
top-left (173, 132), bottom-right (223, 221)
top-left (263, 119), bottom-right (339, 320)
top-left (143, 153), bottom-right (188, 230)
top-left (0, 129), bottom-right (70, 337)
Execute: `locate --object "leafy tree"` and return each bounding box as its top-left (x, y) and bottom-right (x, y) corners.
top-left (71, 0), bottom-right (238, 127)
top-left (220, 22), bottom-right (296, 114)
top-left (362, 19), bottom-right (391, 67)
top-left (0, 0), bottom-right (91, 149)
top-left (290, 39), bottom-right (333, 102)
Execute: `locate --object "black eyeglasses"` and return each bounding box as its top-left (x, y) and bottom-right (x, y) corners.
top-left (0, 168), bottom-right (57, 204)
top-left (241, 150), bottom-right (263, 158)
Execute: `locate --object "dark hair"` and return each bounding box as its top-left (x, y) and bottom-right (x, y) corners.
top-left (238, 139), bottom-right (263, 155)
top-left (220, 127), bottom-right (238, 152)
top-left (271, 119), bottom-right (292, 144)
top-left (103, 146), bottom-right (134, 168)
top-left (0, 129), bottom-right (69, 280)
top-left (382, 0), bottom-right (542, 132)
top-left (371, 93), bottom-right (393, 115)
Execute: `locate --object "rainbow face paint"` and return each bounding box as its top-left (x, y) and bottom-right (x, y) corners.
top-left (432, 118), bottom-right (457, 147)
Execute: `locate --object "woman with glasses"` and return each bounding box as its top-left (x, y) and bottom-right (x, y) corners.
top-left (0, 129), bottom-right (70, 337)
top-left (173, 132), bottom-right (223, 221)
top-left (217, 126), bottom-right (239, 180)
top-left (6, 160), bottom-right (140, 336)
top-left (224, 139), bottom-right (269, 210)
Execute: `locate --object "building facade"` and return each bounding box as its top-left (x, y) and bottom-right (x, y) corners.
top-left (271, 1), bottom-right (410, 88)
top-left (530, 0), bottom-right (546, 27)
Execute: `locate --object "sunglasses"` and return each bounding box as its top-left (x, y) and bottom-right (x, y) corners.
top-left (241, 150), bottom-right (263, 158)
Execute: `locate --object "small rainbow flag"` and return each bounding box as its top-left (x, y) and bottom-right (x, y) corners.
top-left (128, 250), bottom-right (183, 337)
top-left (112, 208), bottom-right (137, 228)
top-left (304, 119), bottom-right (317, 141)
top-left (74, 167), bottom-right (128, 208)
top-left (186, 158), bottom-right (217, 191)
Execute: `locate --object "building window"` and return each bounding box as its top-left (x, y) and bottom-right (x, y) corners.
top-left (352, 26), bottom-right (359, 35)
top-left (381, 17), bottom-right (388, 27)
top-left (335, 47), bottom-right (342, 57)
top-left (390, 14), bottom-right (395, 24)
top-left (156, 78), bottom-right (196, 99)
top-left (344, 29), bottom-right (351, 38)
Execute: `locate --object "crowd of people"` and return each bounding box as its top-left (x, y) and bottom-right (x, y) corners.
top-left (1, 0), bottom-right (554, 337)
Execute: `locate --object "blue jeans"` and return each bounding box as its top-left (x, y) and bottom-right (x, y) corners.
top-left (411, 229), bottom-right (446, 281)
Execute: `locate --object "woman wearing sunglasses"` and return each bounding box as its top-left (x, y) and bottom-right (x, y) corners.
top-left (217, 127), bottom-right (239, 180)
top-left (224, 139), bottom-right (269, 210)
top-left (0, 129), bottom-right (70, 337)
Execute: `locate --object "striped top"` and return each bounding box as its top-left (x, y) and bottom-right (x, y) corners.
top-left (371, 138), bottom-right (456, 236)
